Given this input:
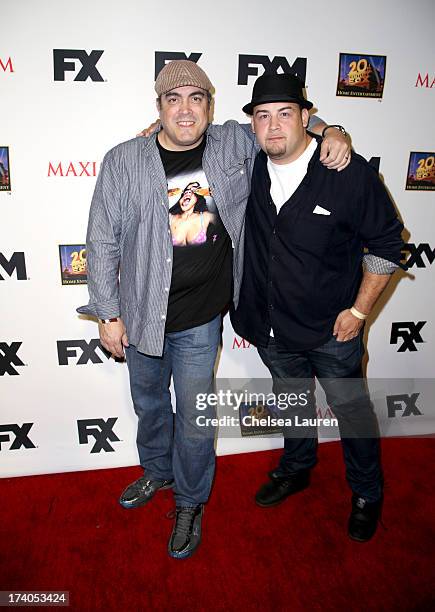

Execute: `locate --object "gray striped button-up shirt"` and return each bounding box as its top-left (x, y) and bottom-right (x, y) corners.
top-left (77, 121), bottom-right (258, 356)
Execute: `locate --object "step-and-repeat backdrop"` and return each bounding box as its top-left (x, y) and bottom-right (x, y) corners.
top-left (1, 0), bottom-right (434, 477)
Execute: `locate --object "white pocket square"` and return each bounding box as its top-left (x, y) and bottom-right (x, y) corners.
top-left (313, 205), bottom-right (331, 215)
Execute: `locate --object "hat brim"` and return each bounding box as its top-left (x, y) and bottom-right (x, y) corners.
top-left (242, 94), bottom-right (313, 116)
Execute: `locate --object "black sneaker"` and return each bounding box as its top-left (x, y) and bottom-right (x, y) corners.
top-left (348, 495), bottom-right (382, 542)
top-left (168, 505), bottom-right (203, 559)
top-left (255, 470), bottom-right (310, 507)
top-left (119, 476), bottom-right (174, 509)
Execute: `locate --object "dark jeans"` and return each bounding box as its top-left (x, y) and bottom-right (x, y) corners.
top-left (257, 334), bottom-right (383, 502)
top-left (125, 315), bottom-right (221, 506)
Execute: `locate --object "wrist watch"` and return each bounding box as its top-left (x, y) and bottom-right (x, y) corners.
top-left (100, 318), bottom-right (119, 324)
top-left (322, 124), bottom-right (347, 138)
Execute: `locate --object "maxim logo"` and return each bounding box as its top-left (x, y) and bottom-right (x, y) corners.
top-left (0, 252), bottom-right (27, 280)
top-left (0, 57), bottom-right (14, 73)
top-left (48, 161), bottom-right (98, 177)
top-left (57, 339), bottom-right (111, 365)
top-left (415, 73), bottom-right (435, 88)
top-left (155, 51), bottom-right (202, 79)
top-left (0, 342), bottom-right (25, 375)
top-left (386, 393), bottom-right (423, 417)
top-left (53, 49), bottom-right (104, 82)
top-left (232, 336), bottom-right (251, 350)
top-left (390, 322), bottom-right (426, 352)
top-left (77, 418), bottom-right (120, 453)
top-left (0, 423), bottom-right (35, 450)
top-left (238, 54), bottom-right (307, 85)
top-left (401, 243), bottom-right (435, 268)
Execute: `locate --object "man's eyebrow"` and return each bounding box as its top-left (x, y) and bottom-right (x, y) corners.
top-left (254, 105), bottom-right (293, 115)
top-left (164, 90), bottom-right (206, 98)
top-left (189, 90), bottom-right (206, 97)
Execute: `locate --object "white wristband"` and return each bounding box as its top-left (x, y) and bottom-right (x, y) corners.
top-left (350, 307), bottom-right (368, 320)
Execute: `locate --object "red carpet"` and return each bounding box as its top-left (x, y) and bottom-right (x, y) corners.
top-left (1, 438), bottom-right (434, 611)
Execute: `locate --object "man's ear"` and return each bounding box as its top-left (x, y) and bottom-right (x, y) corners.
top-left (301, 108), bottom-right (309, 129)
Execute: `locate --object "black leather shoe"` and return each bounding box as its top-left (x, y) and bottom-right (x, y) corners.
top-left (348, 495), bottom-right (382, 542)
top-left (119, 476), bottom-right (174, 509)
top-left (255, 470), bottom-right (310, 507)
top-left (168, 505), bottom-right (203, 559)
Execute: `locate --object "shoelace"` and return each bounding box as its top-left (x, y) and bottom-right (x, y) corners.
top-left (166, 507), bottom-right (198, 535)
top-left (136, 478), bottom-right (152, 491)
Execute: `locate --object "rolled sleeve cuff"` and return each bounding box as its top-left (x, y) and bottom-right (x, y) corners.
top-left (363, 254), bottom-right (399, 275)
top-left (76, 299), bottom-right (120, 320)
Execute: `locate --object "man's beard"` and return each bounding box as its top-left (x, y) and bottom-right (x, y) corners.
top-left (266, 141), bottom-right (287, 160)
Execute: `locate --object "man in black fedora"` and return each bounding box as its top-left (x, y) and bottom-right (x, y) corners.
top-left (231, 73), bottom-right (405, 542)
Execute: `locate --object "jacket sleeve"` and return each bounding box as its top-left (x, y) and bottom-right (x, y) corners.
top-left (76, 149), bottom-right (123, 319)
top-left (351, 162), bottom-right (407, 271)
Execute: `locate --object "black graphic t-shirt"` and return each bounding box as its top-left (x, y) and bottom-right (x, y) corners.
top-left (157, 136), bottom-right (232, 333)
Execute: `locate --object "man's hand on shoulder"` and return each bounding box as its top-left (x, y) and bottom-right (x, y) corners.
top-left (333, 309), bottom-right (364, 342)
top-left (319, 126), bottom-right (351, 172)
top-left (98, 318), bottom-right (129, 359)
top-left (137, 119), bottom-right (161, 137)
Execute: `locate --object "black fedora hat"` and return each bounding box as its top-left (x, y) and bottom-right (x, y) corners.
top-left (242, 73), bottom-right (313, 115)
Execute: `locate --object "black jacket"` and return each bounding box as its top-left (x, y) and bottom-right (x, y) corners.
top-left (231, 138), bottom-right (405, 351)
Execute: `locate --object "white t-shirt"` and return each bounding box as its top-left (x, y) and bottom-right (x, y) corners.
top-left (267, 138), bottom-right (318, 212)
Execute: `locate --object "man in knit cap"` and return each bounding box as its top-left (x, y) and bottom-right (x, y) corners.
top-left (78, 60), bottom-right (350, 559)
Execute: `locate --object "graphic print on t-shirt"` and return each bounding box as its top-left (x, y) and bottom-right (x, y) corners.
top-left (167, 169), bottom-right (219, 248)
top-left (158, 137), bottom-right (232, 333)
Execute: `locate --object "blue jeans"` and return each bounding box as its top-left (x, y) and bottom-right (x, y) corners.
top-left (125, 315), bottom-right (221, 506)
top-left (257, 334), bottom-right (383, 502)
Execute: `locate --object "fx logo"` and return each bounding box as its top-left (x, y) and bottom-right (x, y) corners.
top-left (0, 423), bottom-right (35, 450)
top-left (386, 393), bottom-right (423, 417)
top-left (53, 49), bottom-right (104, 82)
top-left (0, 252), bottom-right (27, 280)
top-left (77, 418), bottom-right (120, 453)
top-left (57, 339), bottom-right (111, 365)
top-left (401, 243), bottom-right (435, 268)
top-left (390, 322), bottom-right (426, 352)
top-left (0, 342), bottom-right (25, 375)
top-left (154, 52), bottom-right (202, 79)
top-left (238, 54), bottom-right (307, 85)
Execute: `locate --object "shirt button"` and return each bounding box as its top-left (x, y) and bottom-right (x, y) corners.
top-left (161, 315), bottom-right (166, 320)
top-left (240, 169), bottom-right (244, 175)
top-left (271, 255), bottom-right (276, 261)
top-left (269, 304), bottom-right (274, 310)
top-left (164, 287), bottom-right (169, 292)
top-left (166, 258), bottom-right (171, 263)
